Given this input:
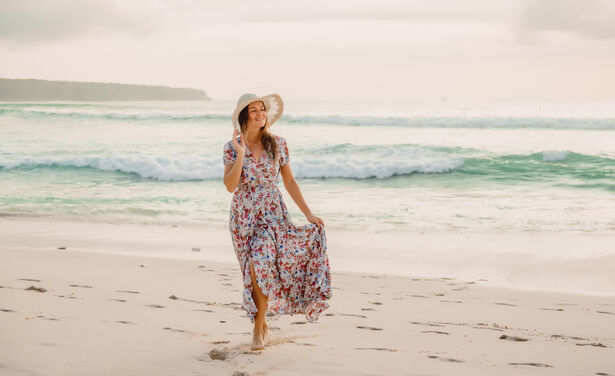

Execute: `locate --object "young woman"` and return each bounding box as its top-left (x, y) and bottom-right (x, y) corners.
top-left (222, 93), bottom-right (332, 350)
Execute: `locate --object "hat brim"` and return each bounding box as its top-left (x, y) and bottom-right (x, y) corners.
top-left (232, 93), bottom-right (284, 131)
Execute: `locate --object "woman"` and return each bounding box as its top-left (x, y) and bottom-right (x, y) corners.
top-left (222, 93), bottom-right (332, 351)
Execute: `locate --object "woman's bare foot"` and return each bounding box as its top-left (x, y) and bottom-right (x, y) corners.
top-left (251, 327), bottom-right (265, 350)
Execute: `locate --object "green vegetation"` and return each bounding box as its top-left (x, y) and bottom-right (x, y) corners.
top-left (0, 78), bottom-right (210, 101)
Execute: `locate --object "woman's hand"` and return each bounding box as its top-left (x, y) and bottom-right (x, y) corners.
top-left (232, 128), bottom-right (246, 156)
top-left (306, 213), bottom-right (325, 227)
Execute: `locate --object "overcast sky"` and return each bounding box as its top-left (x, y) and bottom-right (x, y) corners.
top-left (1, 0), bottom-right (614, 101)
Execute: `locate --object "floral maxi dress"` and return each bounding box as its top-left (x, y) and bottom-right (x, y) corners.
top-left (223, 135), bottom-right (332, 322)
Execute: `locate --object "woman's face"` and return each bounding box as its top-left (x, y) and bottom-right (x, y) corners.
top-left (244, 101), bottom-right (267, 131)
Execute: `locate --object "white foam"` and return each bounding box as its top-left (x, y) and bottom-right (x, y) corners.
top-left (0, 154), bottom-right (465, 181)
top-left (542, 151), bottom-right (570, 162)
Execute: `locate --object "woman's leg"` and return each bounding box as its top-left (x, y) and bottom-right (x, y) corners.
top-left (250, 259), bottom-right (268, 349)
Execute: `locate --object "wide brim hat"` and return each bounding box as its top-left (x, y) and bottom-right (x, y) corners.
top-left (232, 93), bottom-right (284, 131)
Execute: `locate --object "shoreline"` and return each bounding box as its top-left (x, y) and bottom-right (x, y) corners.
top-left (1, 216), bottom-right (614, 297)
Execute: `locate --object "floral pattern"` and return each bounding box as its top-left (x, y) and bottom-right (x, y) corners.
top-left (223, 135), bottom-right (332, 323)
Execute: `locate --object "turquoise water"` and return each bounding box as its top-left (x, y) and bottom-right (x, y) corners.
top-left (1, 100), bottom-right (614, 233)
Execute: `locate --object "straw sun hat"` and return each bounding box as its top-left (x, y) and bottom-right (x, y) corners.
top-left (232, 93), bottom-right (284, 131)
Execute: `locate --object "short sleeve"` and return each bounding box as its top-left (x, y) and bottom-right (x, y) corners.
top-left (277, 136), bottom-right (290, 166)
top-left (222, 141), bottom-right (237, 165)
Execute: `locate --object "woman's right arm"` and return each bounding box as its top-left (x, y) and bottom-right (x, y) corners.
top-left (223, 129), bottom-right (246, 192)
top-left (223, 154), bottom-right (244, 192)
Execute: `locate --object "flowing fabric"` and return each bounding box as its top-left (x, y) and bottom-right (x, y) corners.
top-left (223, 135), bottom-right (332, 322)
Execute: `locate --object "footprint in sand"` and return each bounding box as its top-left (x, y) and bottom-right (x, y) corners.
top-left (495, 303), bottom-right (517, 307)
top-left (163, 327), bottom-right (189, 333)
top-left (69, 284), bottom-right (92, 288)
top-left (357, 326), bottom-right (383, 331)
top-left (207, 348), bottom-right (231, 361)
top-left (103, 320), bottom-right (134, 325)
top-left (473, 325), bottom-right (504, 332)
top-left (339, 313), bottom-right (367, 318)
top-left (551, 334), bottom-right (587, 341)
top-left (369, 301), bottom-right (383, 305)
top-left (205, 336), bottom-right (301, 360)
top-left (509, 362), bottom-right (552, 368)
top-left (1, 308), bottom-right (17, 313)
top-left (116, 290), bottom-right (140, 294)
top-left (194, 309), bottom-right (215, 313)
top-left (409, 294), bottom-right (430, 299)
top-left (576, 343), bottom-right (607, 348)
top-left (35, 315), bottom-right (60, 321)
top-left (540, 308), bottom-right (564, 311)
top-left (361, 308), bottom-right (376, 311)
top-left (597, 311), bottom-right (615, 315)
top-left (422, 330), bottom-right (449, 335)
top-left (428, 355), bottom-right (465, 363)
top-left (410, 322), bottom-right (445, 328)
top-left (440, 300), bottom-right (462, 303)
top-left (355, 347), bottom-right (398, 352)
top-left (212, 340), bottom-right (230, 345)
top-left (18, 278), bottom-right (41, 282)
top-left (499, 335), bottom-right (529, 342)
top-left (291, 321), bottom-right (306, 325)
top-left (25, 286), bottom-right (47, 292)
top-left (55, 294), bottom-right (81, 299)
top-left (107, 298), bottom-right (127, 303)
top-left (145, 304), bottom-right (165, 308)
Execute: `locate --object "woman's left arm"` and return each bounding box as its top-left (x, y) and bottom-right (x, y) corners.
top-left (280, 163), bottom-right (325, 227)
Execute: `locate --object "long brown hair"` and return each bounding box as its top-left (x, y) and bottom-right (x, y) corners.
top-left (238, 101), bottom-right (278, 161)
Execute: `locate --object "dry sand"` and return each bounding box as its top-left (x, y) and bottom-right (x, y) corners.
top-left (1, 217), bottom-right (614, 376)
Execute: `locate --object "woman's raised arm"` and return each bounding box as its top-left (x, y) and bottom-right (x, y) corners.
top-left (223, 129), bottom-right (246, 192)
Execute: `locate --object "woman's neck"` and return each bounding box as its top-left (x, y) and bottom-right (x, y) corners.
top-left (245, 129), bottom-right (262, 145)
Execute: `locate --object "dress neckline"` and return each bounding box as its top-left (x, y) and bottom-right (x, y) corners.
top-left (245, 144), bottom-right (265, 164)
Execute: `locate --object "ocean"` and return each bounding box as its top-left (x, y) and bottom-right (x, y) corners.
top-left (1, 99), bottom-right (614, 233)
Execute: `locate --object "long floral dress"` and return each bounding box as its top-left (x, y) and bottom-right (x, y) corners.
top-left (223, 135), bottom-right (332, 323)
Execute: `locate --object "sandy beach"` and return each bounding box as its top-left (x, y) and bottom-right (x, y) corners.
top-left (1, 217), bottom-right (614, 376)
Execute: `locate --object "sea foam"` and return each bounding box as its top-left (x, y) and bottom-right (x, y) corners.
top-left (542, 151), bottom-right (570, 162)
top-left (3, 105), bottom-right (615, 129)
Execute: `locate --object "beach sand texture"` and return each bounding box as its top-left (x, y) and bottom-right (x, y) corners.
top-left (1, 218), bottom-right (614, 376)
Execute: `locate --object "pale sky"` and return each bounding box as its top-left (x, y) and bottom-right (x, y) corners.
top-left (1, 0), bottom-right (615, 101)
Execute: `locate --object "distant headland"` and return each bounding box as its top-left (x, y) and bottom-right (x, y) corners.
top-left (0, 78), bottom-right (210, 101)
